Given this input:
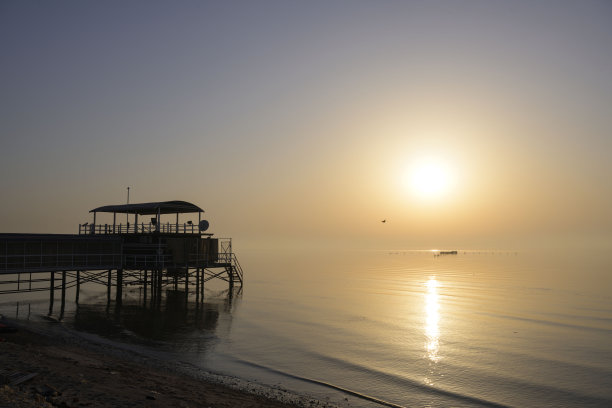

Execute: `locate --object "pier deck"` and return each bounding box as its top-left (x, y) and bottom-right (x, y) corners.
top-left (0, 201), bottom-right (243, 302)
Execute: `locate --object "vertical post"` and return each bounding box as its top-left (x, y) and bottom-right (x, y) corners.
top-left (60, 271), bottom-right (66, 319)
top-left (143, 269), bottom-right (148, 306)
top-left (116, 268), bottom-right (123, 306)
top-left (75, 270), bottom-right (80, 303)
top-left (229, 266), bottom-right (234, 292)
top-left (200, 267), bottom-right (205, 302)
top-left (184, 267), bottom-right (189, 305)
top-left (135, 214), bottom-right (138, 233)
top-left (126, 187), bottom-right (130, 226)
top-left (113, 212), bottom-right (116, 233)
top-left (176, 213), bottom-right (179, 233)
top-left (196, 237), bottom-right (201, 302)
top-left (48, 271), bottom-right (55, 315)
top-left (195, 267), bottom-right (200, 303)
top-left (156, 269), bottom-right (160, 305)
top-left (157, 267), bottom-right (163, 308)
top-left (107, 269), bottom-right (112, 304)
top-left (149, 269), bottom-right (154, 306)
top-left (153, 269), bottom-right (158, 300)
top-left (92, 212), bottom-right (97, 234)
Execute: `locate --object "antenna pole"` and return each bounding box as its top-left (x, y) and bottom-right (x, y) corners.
top-left (126, 187), bottom-right (130, 226)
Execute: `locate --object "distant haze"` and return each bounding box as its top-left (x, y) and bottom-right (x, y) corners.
top-left (1, 1), bottom-right (611, 251)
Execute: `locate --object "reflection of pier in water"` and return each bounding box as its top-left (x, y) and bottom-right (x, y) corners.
top-left (6, 283), bottom-right (241, 354)
top-left (72, 287), bottom-right (241, 350)
top-left (0, 201), bottom-right (244, 320)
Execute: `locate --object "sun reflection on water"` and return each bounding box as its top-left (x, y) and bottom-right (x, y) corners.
top-left (425, 277), bottom-right (440, 363)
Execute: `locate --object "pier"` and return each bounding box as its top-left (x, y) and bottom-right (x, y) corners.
top-left (0, 201), bottom-right (243, 315)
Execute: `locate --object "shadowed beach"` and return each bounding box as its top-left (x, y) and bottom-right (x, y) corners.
top-left (0, 322), bottom-right (330, 408)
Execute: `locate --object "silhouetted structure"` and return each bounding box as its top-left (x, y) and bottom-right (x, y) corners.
top-left (0, 201), bottom-right (243, 314)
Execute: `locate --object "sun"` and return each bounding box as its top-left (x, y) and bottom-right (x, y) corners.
top-left (406, 158), bottom-right (454, 199)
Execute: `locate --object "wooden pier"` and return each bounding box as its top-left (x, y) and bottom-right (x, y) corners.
top-left (0, 201), bottom-right (243, 314)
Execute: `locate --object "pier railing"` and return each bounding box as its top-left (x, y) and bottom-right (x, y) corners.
top-left (1, 235), bottom-right (242, 287)
top-left (0, 252), bottom-right (122, 274)
top-left (0, 235), bottom-right (123, 275)
top-left (124, 254), bottom-right (172, 269)
top-left (79, 222), bottom-right (212, 235)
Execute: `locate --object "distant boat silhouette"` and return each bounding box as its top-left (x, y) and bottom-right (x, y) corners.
top-left (381, 219), bottom-right (386, 223)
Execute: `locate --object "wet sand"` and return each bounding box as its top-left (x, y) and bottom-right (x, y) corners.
top-left (0, 324), bottom-right (329, 408)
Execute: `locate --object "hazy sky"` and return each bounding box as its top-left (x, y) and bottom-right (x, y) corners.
top-left (1, 0), bottom-right (611, 250)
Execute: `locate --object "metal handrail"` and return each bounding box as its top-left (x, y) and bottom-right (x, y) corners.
top-left (0, 252), bottom-right (122, 272)
top-left (79, 222), bottom-right (211, 235)
top-left (231, 253), bottom-right (244, 282)
top-left (123, 254), bottom-right (171, 269)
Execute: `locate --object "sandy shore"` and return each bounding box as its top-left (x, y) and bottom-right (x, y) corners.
top-left (0, 321), bottom-right (329, 408)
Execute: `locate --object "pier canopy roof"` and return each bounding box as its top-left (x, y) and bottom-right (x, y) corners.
top-left (90, 201), bottom-right (203, 215)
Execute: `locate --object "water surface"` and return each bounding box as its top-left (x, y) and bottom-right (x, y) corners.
top-left (2, 248), bottom-right (611, 407)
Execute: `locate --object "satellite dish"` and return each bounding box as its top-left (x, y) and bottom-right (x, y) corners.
top-left (199, 220), bottom-right (209, 231)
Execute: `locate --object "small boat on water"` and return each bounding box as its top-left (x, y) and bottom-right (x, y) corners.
top-left (438, 250), bottom-right (458, 255)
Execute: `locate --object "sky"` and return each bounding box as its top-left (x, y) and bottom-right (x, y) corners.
top-left (1, 0), bottom-right (611, 250)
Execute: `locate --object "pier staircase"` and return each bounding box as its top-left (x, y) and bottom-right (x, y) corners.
top-left (228, 253), bottom-right (244, 286)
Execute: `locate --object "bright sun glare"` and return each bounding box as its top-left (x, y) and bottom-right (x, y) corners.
top-left (407, 158), bottom-right (453, 199)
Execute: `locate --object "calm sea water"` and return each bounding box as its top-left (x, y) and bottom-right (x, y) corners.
top-left (2, 248), bottom-right (611, 407)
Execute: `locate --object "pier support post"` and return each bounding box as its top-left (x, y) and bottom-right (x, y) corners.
top-left (200, 268), bottom-right (205, 301)
top-left (229, 266), bottom-right (234, 291)
top-left (75, 270), bottom-right (81, 304)
top-left (48, 271), bottom-right (55, 315)
top-left (184, 267), bottom-right (189, 298)
top-left (116, 268), bottom-right (123, 306)
top-left (143, 269), bottom-right (148, 306)
top-left (60, 271), bottom-right (66, 320)
top-left (195, 268), bottom-right (200, 303)
top-left (107, 270), bottom-right (112, 305)
top-left (157, 268), bottom-right (163, 308)
top-left (152, 269), bottom-right (157, 304)
top-left (149, 269), bottom-right (154, 306)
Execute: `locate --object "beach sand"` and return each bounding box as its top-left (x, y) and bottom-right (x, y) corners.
top-left (0, 325), bottom-right (325, 408)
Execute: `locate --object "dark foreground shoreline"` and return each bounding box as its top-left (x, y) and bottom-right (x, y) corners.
top-left (0, 320), bottom-right (331, 408)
